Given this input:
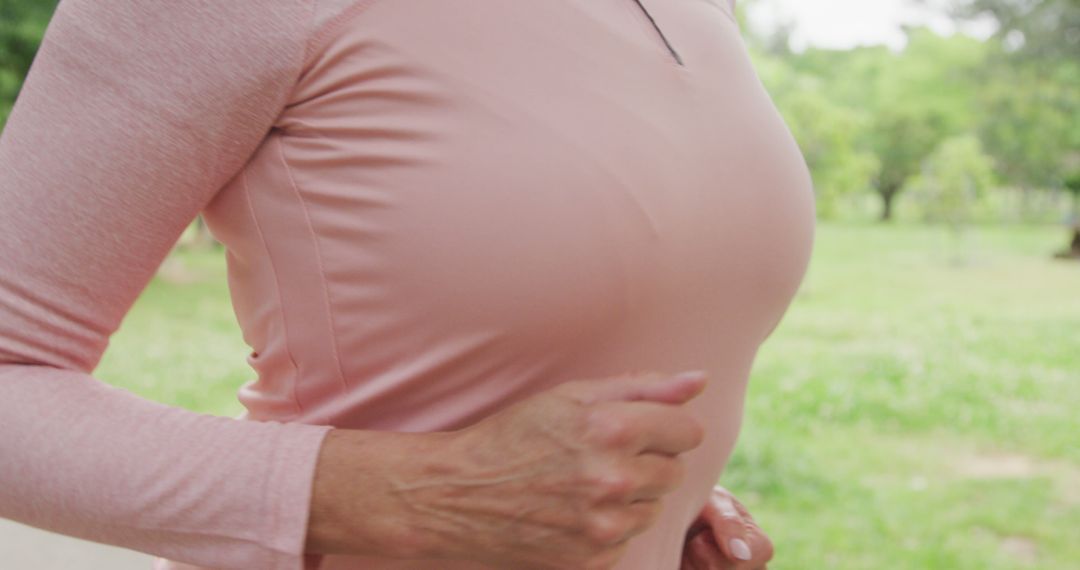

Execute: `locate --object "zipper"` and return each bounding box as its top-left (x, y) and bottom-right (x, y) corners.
top-left (628, 0), bottom-right (684, 66)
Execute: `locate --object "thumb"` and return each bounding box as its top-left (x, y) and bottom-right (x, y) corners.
top-left (581, 370), bottom-right (709, 405)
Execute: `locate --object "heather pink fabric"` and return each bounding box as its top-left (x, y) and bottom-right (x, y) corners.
top-left (0, 1), bottom-right (814, 569)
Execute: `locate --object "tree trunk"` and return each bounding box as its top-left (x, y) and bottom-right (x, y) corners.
top-left (879, 185), bottom-right (899, 222)
top-left (1054, 225), bottom-right (1080, 260)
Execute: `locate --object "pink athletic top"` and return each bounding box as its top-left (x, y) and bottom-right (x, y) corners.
top-left (0, 1), bottom-right (815, 569)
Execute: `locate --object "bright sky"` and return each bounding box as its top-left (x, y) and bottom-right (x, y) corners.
top-left (744, 0), bottom-right (998, 51)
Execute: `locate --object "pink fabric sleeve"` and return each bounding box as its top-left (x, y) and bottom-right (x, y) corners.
top-left (0, 2), bottom-right (335, 569)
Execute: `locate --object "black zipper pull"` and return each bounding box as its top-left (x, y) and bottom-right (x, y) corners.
top-left (630, 0), bottom-right (684, 65)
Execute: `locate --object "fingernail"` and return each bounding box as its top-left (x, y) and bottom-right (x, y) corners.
top-left (729, 537), bottom-right (752, 561)
top-left (714, 495), bottom-right (739, 518)
top-left (673, 369), bottom-right (707, 382)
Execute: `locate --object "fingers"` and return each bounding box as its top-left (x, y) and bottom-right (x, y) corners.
top-left (729, 495), bottom-right (774, 566)
top-left (681, 531), bottom-right (705, 570)
top-left (687, 529), bottom-right (773, 570)
top-left (585, 499), bottom-right (662, 546)
top-left (701, 490), bottom-right (753, 563)
top-left (681, 537), bottom-right (705, 570)
top-left (687, 531), bottom-right (727, 570)
top-left (684, 486), bottom-right (775, 570)
top-left (624, 454), bottom-right (686, 502)
top-left (704, 487), bottom-right (774, 568)
top-left (586, 400), bottom-right (705, 456)
top-left (588, 454), bottom-right (685, 505)
top-left (573, 370), bottom-right (709, 406)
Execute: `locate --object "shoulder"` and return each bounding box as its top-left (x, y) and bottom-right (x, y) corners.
top-left (46, 0), bottom-right (317, 95)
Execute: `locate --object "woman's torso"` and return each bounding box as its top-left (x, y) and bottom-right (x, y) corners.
top-left (166, 0), bottom-right (815, 568)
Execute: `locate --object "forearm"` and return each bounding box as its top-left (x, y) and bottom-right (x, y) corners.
top-left (0, 364), bottom-right (333, 570)
top-left (305, 372), bottom-right (709, 569)
top-left (305, 428), bottom-right (460, 559)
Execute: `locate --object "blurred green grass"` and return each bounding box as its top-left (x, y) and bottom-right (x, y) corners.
top-left (94, 221), bottom-right (1080, 569)
top-left (726, 221), bottom-right (1080, 569)
top-left (95, 250), bottom-right (250, 418)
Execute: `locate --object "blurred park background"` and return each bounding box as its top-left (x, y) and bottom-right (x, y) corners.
top-left (2, 0), bottom-right (1077, 568)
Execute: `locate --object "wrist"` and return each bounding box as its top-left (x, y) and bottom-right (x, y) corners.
top-left (305, 428), bottom-right (458, 558)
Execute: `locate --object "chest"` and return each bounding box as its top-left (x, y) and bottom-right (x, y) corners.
top-left (249, 0), bottom-right (815, 345)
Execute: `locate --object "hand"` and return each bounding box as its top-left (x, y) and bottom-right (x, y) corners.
top-left (680, 485), bottom-right (774, 570)
top-left (402, 369), bottom-right (710, 569)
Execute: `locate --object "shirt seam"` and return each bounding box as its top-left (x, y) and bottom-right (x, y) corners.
top-left (275, 138), bottom-right (351, 398)
top-left (241, 167), bottom-right (305, 418)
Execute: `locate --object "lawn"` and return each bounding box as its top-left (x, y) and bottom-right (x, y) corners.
top-left (94, 221), bottom-right (1080, 569)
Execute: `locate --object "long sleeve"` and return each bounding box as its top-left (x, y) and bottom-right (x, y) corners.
top-left (0, 2), bottom-right (335, 569)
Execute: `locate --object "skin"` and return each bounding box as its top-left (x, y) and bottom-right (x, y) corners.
top-left (304, 370), bottom-right (772, 569)
top-left (681, 485), bottom-right (775, 570)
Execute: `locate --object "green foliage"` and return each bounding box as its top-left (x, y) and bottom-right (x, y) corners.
top-left (948, 0), bottom-right (1080, 61)
top-left (0, 0), bottom-right (58, 132)
top-left (909, 134), bottom-right (997, 226)
top-left (0, 0), bottom-right (56, 76)
top-left (1065, 171), bottom-right (1080, 219)
top-left (906, 134), bottom-right (998, 261)
top-left (973, 57), bottom-right (1080, 190)
top-left (743, 18), bottom-right (1076, 222)
top-left (1, 0), bottom-right (1077, 224)
top-left (819, 29), bottom-right (987, 220)
top-left (750, 48), bottom-right (880, 219)
top-left (1066, 171), bottom-right (1080, 194)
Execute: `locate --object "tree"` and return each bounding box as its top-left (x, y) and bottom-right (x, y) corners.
top-left (781, 85), bottom-right (879, 219)
top-left (866, 29), bottom-right (987, 220)
top-left (1056, 170), bottom-right (1080, 259)
top-left (0, 0), bottom-right (60, 131)
top-left (1067, 171), bottom-right (1080, 219)
top-left (749, 46), bottom-right (879, 219)
top-left (868, 106), bottom-right (951, 221)
top-left (948, 0), bottom-right (1079, 227)
top-left (909, 134), bottom-right (997, 263)
top-left (910, 135), bottom-right (997, 223)
top-left (974, 60), bottom-right (1078, 193)
top-left (946, 0), bottom-right (1080, 62)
